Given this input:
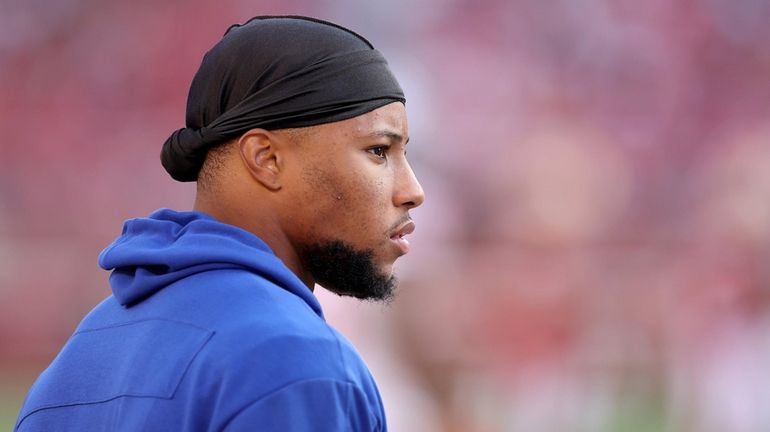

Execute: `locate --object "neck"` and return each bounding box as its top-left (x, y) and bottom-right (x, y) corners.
top-left (193, 193), bottom-right (315, 291)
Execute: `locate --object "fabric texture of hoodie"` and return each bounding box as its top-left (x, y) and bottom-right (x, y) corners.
top-left (15, 209), bottom-right (387, 431)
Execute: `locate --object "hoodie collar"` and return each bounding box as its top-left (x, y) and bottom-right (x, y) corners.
top-left (98, 208), bottom-right (323, 319)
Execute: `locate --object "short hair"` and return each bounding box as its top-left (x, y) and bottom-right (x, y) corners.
top-left (196, 140), bottom-right (234, 193)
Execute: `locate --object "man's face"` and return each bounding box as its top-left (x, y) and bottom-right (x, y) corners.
top-left (279, 102), bottom-right (424, 301)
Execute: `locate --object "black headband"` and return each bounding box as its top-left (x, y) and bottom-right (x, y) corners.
top-left (161, 16), bottom-right (405, 182)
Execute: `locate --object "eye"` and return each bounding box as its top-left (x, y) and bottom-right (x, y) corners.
top-left (367, 146), bottom-right (389, 159)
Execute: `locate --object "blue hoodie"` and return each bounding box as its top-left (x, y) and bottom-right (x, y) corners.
top-left (15, 209), bottom-right (387, 431)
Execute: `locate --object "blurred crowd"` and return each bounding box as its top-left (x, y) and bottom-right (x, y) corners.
top-left (2, 0), bottom-right (770, 431)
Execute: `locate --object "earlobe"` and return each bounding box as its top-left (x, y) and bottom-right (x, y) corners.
top-left (238, 129), bottom-right (283, 191)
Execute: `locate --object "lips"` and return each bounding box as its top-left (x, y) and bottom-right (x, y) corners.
top-left (389, 220), bottom-right (415, 255)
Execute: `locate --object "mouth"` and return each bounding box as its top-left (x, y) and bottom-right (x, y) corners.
top-left (389, 219), bottom-right (416, 255)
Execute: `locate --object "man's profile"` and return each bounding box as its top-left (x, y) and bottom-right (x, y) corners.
top-left (15, 15), bottom-right (423, 431)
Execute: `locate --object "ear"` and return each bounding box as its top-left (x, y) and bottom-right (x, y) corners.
top-left (237, 128), bottom-right (285, 191)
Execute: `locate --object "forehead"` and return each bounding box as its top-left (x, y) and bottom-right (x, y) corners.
top-left (352, 102), bottom-right (408, 136)
top-left (321, 102), bottom-right (409, 143)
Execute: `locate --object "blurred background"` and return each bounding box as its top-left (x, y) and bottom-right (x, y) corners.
top-left (2, 0), bottom-right (770, 430)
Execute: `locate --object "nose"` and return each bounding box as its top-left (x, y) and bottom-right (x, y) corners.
top-left (394, 160), bottom-right (425, 209)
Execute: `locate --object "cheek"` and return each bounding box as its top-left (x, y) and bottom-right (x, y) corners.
top-left (301, 164), bottom-right (390, 241)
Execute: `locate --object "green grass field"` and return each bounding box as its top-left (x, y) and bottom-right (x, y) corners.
top-left (0, 370), bottom-right (39, 431)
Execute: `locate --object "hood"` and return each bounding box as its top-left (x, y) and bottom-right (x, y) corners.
top-left (98, 208), bottom-right (322, 318)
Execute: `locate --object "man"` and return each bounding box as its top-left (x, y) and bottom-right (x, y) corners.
top-left (15, 16), bottom-right (423, 431)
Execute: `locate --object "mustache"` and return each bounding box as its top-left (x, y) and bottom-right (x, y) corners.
top-left (387, 214), bottom-right (413, 236)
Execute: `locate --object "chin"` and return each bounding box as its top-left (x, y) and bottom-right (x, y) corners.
top-left (299, 239), bottom-right (398, 302)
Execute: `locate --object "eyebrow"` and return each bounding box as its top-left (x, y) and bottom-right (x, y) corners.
top-left (367, 130), bottom-right (410, 144)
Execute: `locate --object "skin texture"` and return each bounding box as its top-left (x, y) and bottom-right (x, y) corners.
top-left (194, 102), bottom-right (424, 299)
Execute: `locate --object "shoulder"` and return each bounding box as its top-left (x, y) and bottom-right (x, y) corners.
top-left (220, 378), bottom-right (385, 431)
top-left (179, 293), bottom-right (386, 430)
top-left (166, 274), bottom-right (375, 387)
top-left (197, 304), bottom-right (358, 394)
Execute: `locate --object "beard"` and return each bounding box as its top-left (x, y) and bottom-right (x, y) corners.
top-left (298, 239), bottom-right (397, 303)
